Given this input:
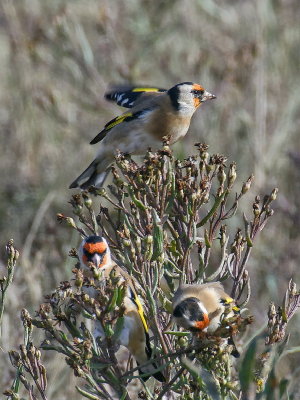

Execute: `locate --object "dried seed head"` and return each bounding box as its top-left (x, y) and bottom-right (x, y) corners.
top-left (197, 240), bottom-right (204, 253)
top-left (66, 217), bottom-right (77, 229)
top-left (122, 239), bottom-right (131, 247)
top-left (38, 303), bottom-right (51, 319)
top-left (124, 224), bottom-right (130, 238)
top-left (92, 187), bottom-right (107, 197)
top-left (289, 280), bottom-right (297, 296)
top-left (145, 235), bottom-right (153, 244)
top-left (242, 174), bottom-right (254, 194)
top-left (82, 192), bottom-right (93, 209)
top-left (202, 190), bottom-right (210, 203)
top-left (74, 269), bottom-right (84, 288)
top-left (178, 336), bottom-right (188, 347)
top-left (228, 162), bottom-right (237, 187)
top-left (210, 154), bottom-right (227, 165)
top-left (218, 166), bottom-right (226, 186)
top-left (6, 239), bottom-right (19, 262)
top-left (70, 194), bottom-right (83, 215)
top-left (201, 151), bottom-right (209, 163)
top-left (270, 188), bottom-right (278, 202)
top-left (21, 309), bottom-right (32, 324)
top-left (69, 248), bottom-right (78, 258)
top-left (253, 203), bottom-right (260, 217)
top-left (57, 213), bottom-right (66, 222)
top-left (9, 350), bottom-right (21, 368)
top-left (267, 303), bottom-right (276, 322)
top-left (217, 186), bottom-right (224, 197)
top-left (199, 160), bottom-right (206, 173)
top-left (195, 142), bottom-right (209, 153)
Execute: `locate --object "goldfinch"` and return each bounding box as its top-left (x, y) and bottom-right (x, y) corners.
top-left (172, 282), bottom-right (238, 334)
top-left (78, 235), bottom-right (165, 382)
top-left (70, 82), bottom-right (216, 189)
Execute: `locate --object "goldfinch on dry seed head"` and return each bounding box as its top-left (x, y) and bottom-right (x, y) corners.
top-left (70, 82), bottom-right (216, 189)
top-left (172, 282), bottom-right (239, 334)
top-left (78, 235), bottom-right (165, 382)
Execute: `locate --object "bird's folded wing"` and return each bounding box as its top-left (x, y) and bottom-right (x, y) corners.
top-left (90, 109), bottom-right (151, 144)
top-left (105, 86), bottom-right (166, 108)
top-left (111, 264), bottom-right (149, 333)
top-left (219, 297), bottom-right (240, 312)
top-left (127, 286), bottom-right (149, 333)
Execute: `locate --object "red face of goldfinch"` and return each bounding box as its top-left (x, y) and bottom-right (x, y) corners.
top-left (79, 236), bottom-right (111, 269)
top-left (191, 83), bottom-right (216, 108)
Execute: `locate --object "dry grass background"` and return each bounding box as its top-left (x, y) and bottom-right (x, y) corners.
top-left (0, 0), bottom-right (299, 398)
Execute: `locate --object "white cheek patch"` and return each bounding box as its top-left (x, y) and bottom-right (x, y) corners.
top-left (177, 100), bottom-right (196, 116)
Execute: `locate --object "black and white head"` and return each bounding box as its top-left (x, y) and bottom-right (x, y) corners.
top-left (168, 82), bottom-right (216, 114)
top-left (172, 296), bottom-right (210, 331)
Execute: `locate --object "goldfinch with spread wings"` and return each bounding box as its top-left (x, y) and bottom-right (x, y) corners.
top-left (78, 235), bottom-right (165, 382)
top-left (70, 82), bottom-right (216, 189)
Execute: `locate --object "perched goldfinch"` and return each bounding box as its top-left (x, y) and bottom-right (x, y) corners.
top-left (172, 282), bottom-right (239, 335)
top-left (78, 235), bottom-right (165, 382)
top-left (70, 82), bottom-right (216, 189)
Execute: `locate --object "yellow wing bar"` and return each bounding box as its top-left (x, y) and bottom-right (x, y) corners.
top-left (128, 287), bottom-right (149, 333)
top-left (104, 112), bottom-right (133, 131)
top-left (132, 87), bottom-right (162, 92)
top-left (221, 297), bottom-right (240, 312)
top-left (105, 86), bottom-right (166, 108)
top-left (90, 109), bottom-right (149, 145)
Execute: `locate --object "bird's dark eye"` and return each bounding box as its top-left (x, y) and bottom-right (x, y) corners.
top-left (191, 89), bottom-right (204, 96)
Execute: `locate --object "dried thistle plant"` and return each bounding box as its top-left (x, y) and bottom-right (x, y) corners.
top-left (266, 279), bottom-right (300, 346)
top-left (0, 240), bottom-right (19, 334)
top-left (248, 280), bottom-right (300, 397)
top-left (5, 142), bottom-right (300, 400)
top-left (4, 310), bottom-right (48, 400)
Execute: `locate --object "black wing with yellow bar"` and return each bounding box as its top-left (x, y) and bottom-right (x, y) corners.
top-left (90, 108), bottom-right (151, 145)
top-left (105, 86), bottom-right (166, 108)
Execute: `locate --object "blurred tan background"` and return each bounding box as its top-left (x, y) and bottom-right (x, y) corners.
top-left (0, 0), bottom-right (299, 397)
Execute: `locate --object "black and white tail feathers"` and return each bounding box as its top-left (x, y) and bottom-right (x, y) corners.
top-left (137, 331), bottom-right (165, 382)
top-left (69, 160), bottom-right (109, 189)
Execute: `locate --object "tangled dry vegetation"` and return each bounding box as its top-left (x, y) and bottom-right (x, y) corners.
top-left (2, 142), bottom-right (300, 399)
